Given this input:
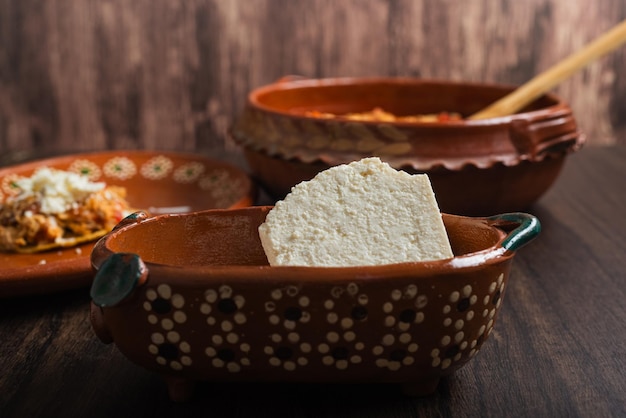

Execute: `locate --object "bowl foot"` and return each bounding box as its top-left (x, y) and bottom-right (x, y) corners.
top-left (401, 378), bottom-right (440, 397)
top-left (165, 376), bottom-right (195, 402)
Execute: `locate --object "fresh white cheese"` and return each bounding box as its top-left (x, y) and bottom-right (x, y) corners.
top-left (14, 167), bottom-right (105, 214)
top-left (258, 157), bottom-right (454, 267)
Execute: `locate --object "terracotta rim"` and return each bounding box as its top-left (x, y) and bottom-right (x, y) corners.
top-left (91, 207), bottom-right (522, 283)
top-left (232, 77), bottom-right (585, 171)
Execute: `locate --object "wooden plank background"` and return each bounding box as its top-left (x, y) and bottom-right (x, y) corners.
top-left (0, 0), bottom-right (625, 159)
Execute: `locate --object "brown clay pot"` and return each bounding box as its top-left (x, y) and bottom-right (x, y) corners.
top-left (230, 77), bottom-right (584, 215)
top-left (90, 206), bottom-right (540, 401)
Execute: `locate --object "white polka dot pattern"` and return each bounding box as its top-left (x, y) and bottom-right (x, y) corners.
top-left (139, 272), bottom-right (508, 374)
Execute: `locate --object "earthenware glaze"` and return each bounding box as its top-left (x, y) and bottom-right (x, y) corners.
top-left (0, 150), bottom-right (255, 297)
top-left (230, 77), bottom-right (585, 215)
top-left (90, 206), bottom-right (540, 401)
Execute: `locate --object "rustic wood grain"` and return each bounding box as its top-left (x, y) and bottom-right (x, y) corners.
top-left (0, 0), bottom-right (624, 159)
top-left (0, 145), bottom-right (624, 417)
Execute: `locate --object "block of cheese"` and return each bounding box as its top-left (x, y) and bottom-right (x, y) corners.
top-left (258, 157), bottom-right (453, 267)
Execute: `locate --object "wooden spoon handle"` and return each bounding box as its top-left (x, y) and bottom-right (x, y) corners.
top-left (469, 19), bottom-right (626, 120)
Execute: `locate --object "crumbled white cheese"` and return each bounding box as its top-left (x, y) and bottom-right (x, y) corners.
top-left (15, 167), bottom-right (105, 214)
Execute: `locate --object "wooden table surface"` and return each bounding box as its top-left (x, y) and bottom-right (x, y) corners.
top-left (1, 145), bottom-right (624, 418)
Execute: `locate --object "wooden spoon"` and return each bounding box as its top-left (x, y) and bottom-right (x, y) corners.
top-left (468, 19), bottom-right (626, 120)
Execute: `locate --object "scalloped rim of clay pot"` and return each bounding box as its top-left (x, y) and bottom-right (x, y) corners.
top-left (232, 77), bottom-right (585, 171)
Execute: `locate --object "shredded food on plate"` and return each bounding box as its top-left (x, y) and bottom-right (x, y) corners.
top-left (0, 167), bottom-right (133, 253)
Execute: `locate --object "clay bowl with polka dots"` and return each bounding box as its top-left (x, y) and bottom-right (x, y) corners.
top-left (231, 77), bottom-right (584, 216)
top-left (89, 206), bottom-right (540, 401)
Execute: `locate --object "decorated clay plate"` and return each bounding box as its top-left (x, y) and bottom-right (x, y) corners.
top-left (0, 150), bottom-right (255, 297)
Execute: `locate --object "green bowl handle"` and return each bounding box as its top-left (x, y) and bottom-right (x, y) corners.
top-left (90, 253), bottom-right (148, 308)
top-left (487, 213), bottom-right (541, 252)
